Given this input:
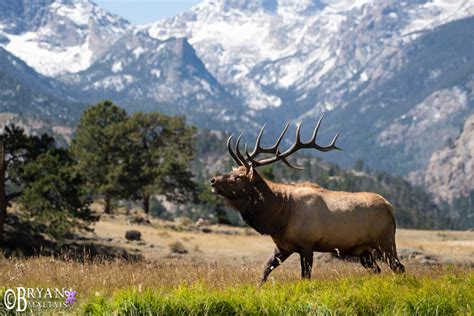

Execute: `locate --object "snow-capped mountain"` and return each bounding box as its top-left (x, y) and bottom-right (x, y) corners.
top-left (327, 16), bottom-right (474, 174)
top-left (0, 0), bottom-right (130, 76)
top-left (60, 31), bottom-right (244, 130)
top-left (0, 0), bottom-right (245, 130)
top-left (148, 0), bottom-right (474, 112)
top-left (146, 0), bottom-right (474, 175)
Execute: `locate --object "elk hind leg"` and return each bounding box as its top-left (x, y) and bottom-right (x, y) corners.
top-left (359, 251), bottom-right (381, 274)
top-left (380, 242), bottom-right (405, 273)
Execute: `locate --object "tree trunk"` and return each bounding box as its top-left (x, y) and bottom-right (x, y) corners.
top-left (104, 193), bottom-right (112, 214)
top-left (143, 194), bottom-right (150, 214)
top-left (0, 141), bottom-right (7, 245)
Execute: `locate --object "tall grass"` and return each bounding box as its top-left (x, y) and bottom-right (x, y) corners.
top-left (1, 257), bottom-right (472, 315)
top-left (84, 272), bottom-right (473, 315)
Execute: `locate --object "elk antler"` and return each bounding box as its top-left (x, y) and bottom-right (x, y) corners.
top-left (243, 116), bottom-right (341, 169)
top-left (227, 134), bottom-right (241, 166)
top-left (227, 134), bottom-right (250, 169)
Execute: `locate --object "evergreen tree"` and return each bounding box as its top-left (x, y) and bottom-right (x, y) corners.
top-left (70, 100), bottom-right (129, 213)
top-left (18, 148), bottom-right (92, 237)
top-left (0, 125), bottom-right (89, 243)
top-left (0, 125), bottom-right (52, 243)
top-left (127, 113), bottom-right (196, 213)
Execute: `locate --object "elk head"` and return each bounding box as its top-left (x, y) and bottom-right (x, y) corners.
top-left (210, 116), bottom-right (341, 199)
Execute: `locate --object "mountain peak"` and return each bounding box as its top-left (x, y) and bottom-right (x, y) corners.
top-left (0, 0), bottom-right (129, 34)
top-left (0, 0), bottom-right (130, 76)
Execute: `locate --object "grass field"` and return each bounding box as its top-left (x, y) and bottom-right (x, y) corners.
top-left (1, 213), bottom-right (473, 314)
top-left (0, 257), bottom-right (472, 314)
top-left (85, 273), bottom-right (473, 315)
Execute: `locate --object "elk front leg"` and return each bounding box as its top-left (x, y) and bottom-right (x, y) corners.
top-left (299, 249), bottom-right (313, 279)
top-left (260, 247), bottom-right (292, 284)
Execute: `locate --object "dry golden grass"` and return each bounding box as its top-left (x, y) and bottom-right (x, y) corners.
top-left (0, 211), bottom-right (472, 313)
top-left (0, 254), bottom-right (470, 300)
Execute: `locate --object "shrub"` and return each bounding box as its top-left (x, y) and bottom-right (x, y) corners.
top-left (168, 241), bottom-right (188, 254)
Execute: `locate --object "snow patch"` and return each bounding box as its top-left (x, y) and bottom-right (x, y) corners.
top-left (5, 32), bottom-right (93, 76)
top-left (150, 69), bottom-right (161, 78)
top-left (133, 47), bottom-right (145, 58)
top-left (401, 0), bottom-right (474, 37)
top-left (241, 80), bottom-right (281, 110)
top-left (112, 61), bottom-right (123, 73)
top-left (91, 75), bottom-right (135, 92)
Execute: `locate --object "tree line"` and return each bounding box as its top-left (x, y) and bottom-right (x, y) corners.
top-left (0, 100), bottom-right (196, 244)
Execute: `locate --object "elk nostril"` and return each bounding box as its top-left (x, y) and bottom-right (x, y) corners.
top-left (210, 178), bottom-right (216, 184)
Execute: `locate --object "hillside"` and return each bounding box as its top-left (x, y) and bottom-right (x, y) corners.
top-left (418, 115), bottom-right (474, 203)
top-left (0, 47), bottom-right (85, 126)
top-left (60, 33), bottom-right (243, 130)
top-left (410, 115), bottom-right (474, 229)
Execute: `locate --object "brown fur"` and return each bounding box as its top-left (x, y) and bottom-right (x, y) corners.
top-left (210, 166), bottom-right (405, 282)
top-left (223, 178), bottom-right (290, 235)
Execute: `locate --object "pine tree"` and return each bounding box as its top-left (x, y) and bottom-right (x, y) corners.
top-left (70, 100), bottom-right (130, 213)
top-left (18, 148), bottom-right (91, 237)
top-left (127, 112), bottom-right (196, 214)
top-left (0, 125), bottom-right (54, 243)
top-left (0, 125), bottom-right (89, 243)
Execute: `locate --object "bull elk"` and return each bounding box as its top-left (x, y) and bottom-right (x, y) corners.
top-left (210, 117), bottom-right (405, 283)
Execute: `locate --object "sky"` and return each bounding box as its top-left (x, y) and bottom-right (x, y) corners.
top-left (94, 0), bottom-right (201, 24)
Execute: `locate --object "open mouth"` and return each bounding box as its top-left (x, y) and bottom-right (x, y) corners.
top-left (210, 185), bottom-right (231, 198)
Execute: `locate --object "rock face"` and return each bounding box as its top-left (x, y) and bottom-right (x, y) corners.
top-left (60, 32), bottom-right (242, 130)
top-left (0, 47), bottom-right (84, 125)
top-left (415, 115), bottom-right (474, 203)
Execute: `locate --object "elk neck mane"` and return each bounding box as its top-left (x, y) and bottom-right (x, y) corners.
top-left (224, 178), bottom-right (292, 236)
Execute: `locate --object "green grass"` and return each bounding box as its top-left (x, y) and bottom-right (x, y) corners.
top-left (83, 272), bottom-right (474, 315)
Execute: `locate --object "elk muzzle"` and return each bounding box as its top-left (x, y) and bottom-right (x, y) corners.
top-left (209, 176), bottom-right (223, 194)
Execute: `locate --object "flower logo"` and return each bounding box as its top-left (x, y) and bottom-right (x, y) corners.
top-left (64, 290), bottom-right (76, 306)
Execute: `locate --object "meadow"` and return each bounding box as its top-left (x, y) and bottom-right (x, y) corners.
top-left (1, 213), bottom-right (473, 314)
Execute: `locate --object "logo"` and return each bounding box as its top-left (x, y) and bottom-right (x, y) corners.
top-left (64, 290), bottom-right (76, 306)
top-left (3, 287), bottom-right (76, 312)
